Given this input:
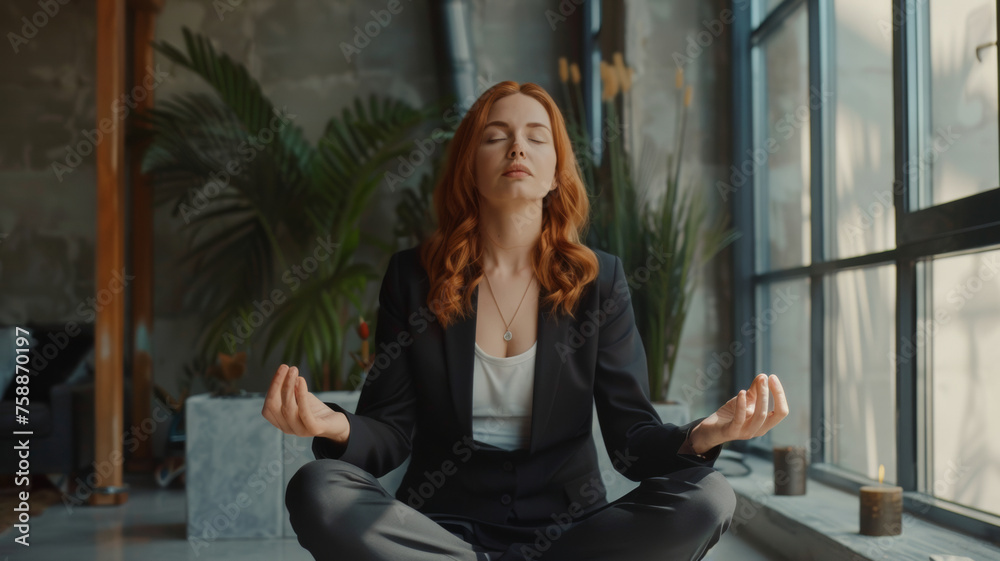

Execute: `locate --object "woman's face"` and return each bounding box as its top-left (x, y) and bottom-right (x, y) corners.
top-left (474, 93), bottom-right (557, 206)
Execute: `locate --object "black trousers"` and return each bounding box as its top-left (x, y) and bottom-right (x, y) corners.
top-left (286, 459), bottom-right (736, 561)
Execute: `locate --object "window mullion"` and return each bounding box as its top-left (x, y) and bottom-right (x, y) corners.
top-left (893, 0), bottom-right (920, 492)
top-left (807, 0), bottom-right (829, 464)
top-left (733, 1), bottom-right (757, 408)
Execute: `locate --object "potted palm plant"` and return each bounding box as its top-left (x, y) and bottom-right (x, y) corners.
top-left (557, 55), bottom-right (739, 407)
top-left (136, 27), bottom-right (450, 392)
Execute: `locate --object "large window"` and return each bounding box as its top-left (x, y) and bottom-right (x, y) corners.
top-left (830, 0), bottom-right (896, 259)
top-left (754, 5), bottom-right (811, 272)
top-left (924, 248), bottom-right (1000, 515)
top-left (755, 279), bottom-right (811, 450)
top-left (918, 1), bottom-right (1000, 207)
top-left (734, 0), bottom-right (1000, 538)
top-left (826, 264), bottom-right (897, 481)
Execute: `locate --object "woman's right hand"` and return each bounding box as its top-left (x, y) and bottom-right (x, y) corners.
top-left (262, 364), bottom-right (350, 443)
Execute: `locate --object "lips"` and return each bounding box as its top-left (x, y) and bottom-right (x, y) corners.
top-left (503, 164), bottom-right (531, 176)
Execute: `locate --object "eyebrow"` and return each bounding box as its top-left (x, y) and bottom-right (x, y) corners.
top-left (483, 121), bottom-right (551, 132)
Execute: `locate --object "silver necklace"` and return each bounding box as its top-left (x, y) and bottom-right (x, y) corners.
top-left (483, 269), bottom-right (534, 341)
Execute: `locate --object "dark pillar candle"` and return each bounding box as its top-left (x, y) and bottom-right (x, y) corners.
top-left (773, 446), bottom-right (807, 495)
top-left (859, 485), bottom-right (903, 536)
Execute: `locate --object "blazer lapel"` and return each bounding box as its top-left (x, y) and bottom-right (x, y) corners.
top-left (528, 299), bottom-right (569, 454)
top-left (442, 282), bottom-right (569, 452)
top-left (443, 285), bottom-right (478, 437)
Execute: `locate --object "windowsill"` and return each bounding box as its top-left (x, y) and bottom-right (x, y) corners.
top-left (722, 453), bottom-right (1000, 560)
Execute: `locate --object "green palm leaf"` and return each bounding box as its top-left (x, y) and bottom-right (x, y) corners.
top-left (137, 27), bottom-right (449, 389)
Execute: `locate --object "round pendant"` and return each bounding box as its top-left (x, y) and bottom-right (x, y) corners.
top-left (503, 330), bottom-right (512, 341)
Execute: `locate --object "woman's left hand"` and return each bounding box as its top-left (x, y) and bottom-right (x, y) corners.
top-left (686, 373), bottom-right (789, 454)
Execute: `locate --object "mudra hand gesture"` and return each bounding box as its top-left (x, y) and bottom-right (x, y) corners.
top-left (261, 364), bottom-right (350, 442)
top-left (684, 373), bottom-right (789, 455)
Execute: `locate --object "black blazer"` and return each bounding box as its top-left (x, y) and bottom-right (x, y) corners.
top-left (313, 246), bottom-right (723, 527)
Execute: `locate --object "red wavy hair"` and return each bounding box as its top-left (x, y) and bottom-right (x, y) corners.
top-left (418, 81), bottom-right (599, 329)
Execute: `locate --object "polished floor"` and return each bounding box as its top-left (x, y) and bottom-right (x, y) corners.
top-left (0, 471), bottom-right (777, 560)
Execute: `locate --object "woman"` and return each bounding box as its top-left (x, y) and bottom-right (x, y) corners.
top-left (263, 81), bottom-right (789, 561)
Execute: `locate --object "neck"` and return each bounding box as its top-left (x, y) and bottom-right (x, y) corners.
top-left (478, 199), bottom-right (542, 275)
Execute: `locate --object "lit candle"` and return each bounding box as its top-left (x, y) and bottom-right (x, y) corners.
top-left (773, 445), bottom-right (807, 495)
top-left (859, 464), bottom-right (903, 536)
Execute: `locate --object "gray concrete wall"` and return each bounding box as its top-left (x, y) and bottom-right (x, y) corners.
top-left (0, 0), bottom-right (98, 325)
top-left (147, 0), bottom-right (446, 407)
top-left (0, 0), bottom-right (735, 455)
top-left (625, 0), bottom-right (736, 418)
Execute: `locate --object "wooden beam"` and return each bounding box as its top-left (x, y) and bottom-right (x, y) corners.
top-left (92, 0), bottom-right (128, 506)
top-left (124, 0), bottom-right (163, 474)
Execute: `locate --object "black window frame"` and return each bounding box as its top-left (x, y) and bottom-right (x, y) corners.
top-left (731, 0), bottom-right (1000, 543)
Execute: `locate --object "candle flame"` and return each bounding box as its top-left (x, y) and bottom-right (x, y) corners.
top-left (878, 464), bottom-right (885, 485)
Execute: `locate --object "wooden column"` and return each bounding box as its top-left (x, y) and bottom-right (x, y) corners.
top-left (125, 0), bottom-right (163, 474)
top-left (92, 0), bottom-right (129, 505)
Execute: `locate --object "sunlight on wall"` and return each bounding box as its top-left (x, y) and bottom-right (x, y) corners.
top-left (929, 249), bottom-right (1000, 517)
top-left (925, 0), bottom-right (999, 206)
top-left (830, 0), bottom-right (895, 260)
top-left (756, 279), bottom-right (811, 451)
top-left (828, 265), bottom-right (897, 483)
top-left (757, 5), bottom-right (811, 272)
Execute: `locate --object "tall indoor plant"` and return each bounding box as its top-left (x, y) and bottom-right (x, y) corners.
top-left (558, 56), bottom-right (740, 402)
top-left (137, 27), bottom-right (446, 391)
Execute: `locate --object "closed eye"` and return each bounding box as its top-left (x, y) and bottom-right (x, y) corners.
top-left (486, 138), bottom-right (545, 143)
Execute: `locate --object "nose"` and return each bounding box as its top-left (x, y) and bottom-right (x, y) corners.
top-left (508, 141), bottom-right (525, 159)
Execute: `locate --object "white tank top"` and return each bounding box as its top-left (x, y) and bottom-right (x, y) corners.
top-left (471, 340), bottom-right (537, 451)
